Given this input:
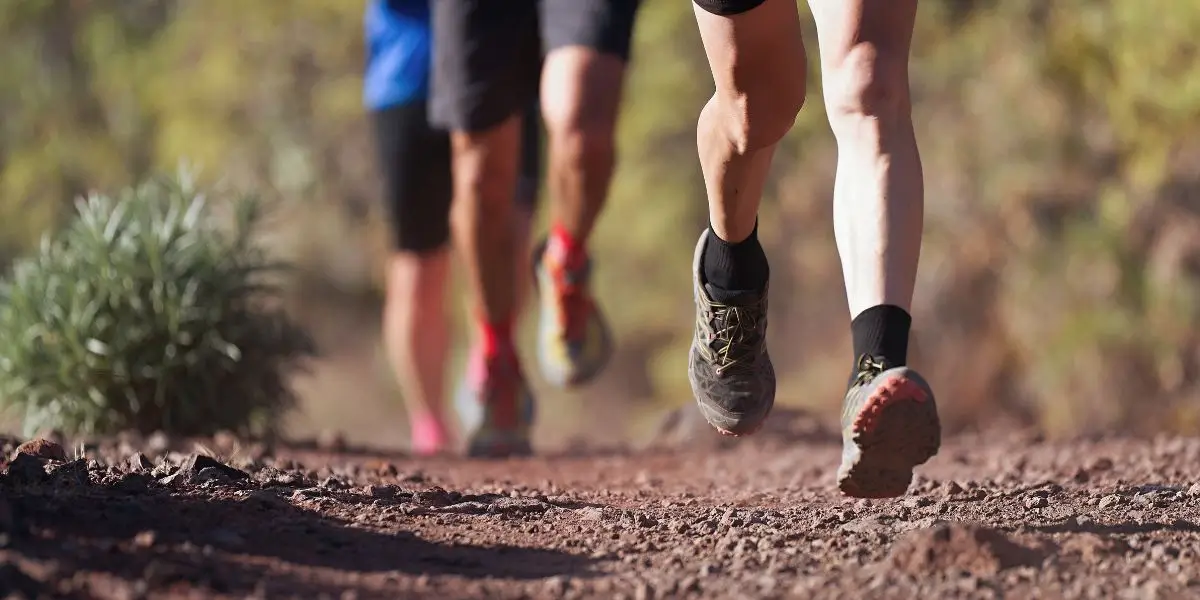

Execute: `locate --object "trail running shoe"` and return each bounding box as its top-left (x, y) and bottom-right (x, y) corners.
top-left (461, 347), bottom-right (536, 458)
top-left (534, 240), bottom-right (613, 388)
top-left (688, 229), bottom-right (776, 436)
top-left (837, 355), bottom-right (941, 498)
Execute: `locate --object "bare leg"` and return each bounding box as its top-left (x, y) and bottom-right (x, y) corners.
top-left (449, 116), bottom-right (522, 328)
top-left (539, 46), bottom-right (625, 243)
top-left (809, 0), bottom-right (940, 499)
top-left (686, 0), bottom-right (806, 437)
top-left (382, 249), bottom-right (451, 455)
top-left (533, 46), bottom-right (626, 388)
top-left (693, 0), bottom-right (807, 244)
top-left (809, 0), bottom-right (923, 317)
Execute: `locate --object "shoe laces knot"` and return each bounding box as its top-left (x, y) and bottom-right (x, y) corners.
top-left (851, 354), bottom-right (889, 387)
top-left (706, 300), bottom-right (764, 374)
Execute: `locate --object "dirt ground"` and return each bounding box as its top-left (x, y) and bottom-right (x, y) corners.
top-left (1, 411), bottom-right (1199, 600)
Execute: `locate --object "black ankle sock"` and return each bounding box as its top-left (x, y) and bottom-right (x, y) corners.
top-left (703, 223), bottom-right (769, 299)
top-left (849, 304), bottom-right (912, 383)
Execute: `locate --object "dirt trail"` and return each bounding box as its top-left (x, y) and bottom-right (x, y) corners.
top-left (1, 419), bottom-right (1199, 599)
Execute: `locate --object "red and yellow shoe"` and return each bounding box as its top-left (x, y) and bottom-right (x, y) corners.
top-left (533, 239), bottom-right (613, 388)
top-left (461, 346), bottom-right (536, 459)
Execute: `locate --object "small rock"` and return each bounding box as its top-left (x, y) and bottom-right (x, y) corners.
top-left (414, 487), bottom-right (454, 507)
top-left (128, 453), bottom-right (154, 473)
top-left (293, 488), bottom-right (324, 501)
top-left (1073, 468), bottom-right (1090, 484)
top-left (1098, 495), bottom-right (1122, 510)
top-left (159, 454), bottom-right (249, 486)
top-left (319, 477), bottom-right (347, 490)
top-left (1024, 496), bottom-right (1049, 509)
top-left (194, 467), bottom-right (232, 485)
top-left (903, 497), bottom-right (933, 509)
top-left (133, 530), bottom-right (157, 548)
top-left (1187, 483), bottom-right (1200, 497)
top-left (14, 438), bottom-right (66, 462)
top-left (368, 484), bottom-right (399, 499)
top-left (1089, 458), bottom-right (1114, 472)
top-left (579, 507), bottom-right (606, 521)
top-left (946, 481), bottom-right (966, 496)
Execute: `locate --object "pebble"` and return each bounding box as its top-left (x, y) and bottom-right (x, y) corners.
top-left (14, 438), bottom-right (67, 462)
top-left (128, 453), bottom-right (154, 472)
top-left (1187, 483), bottom-right (1200, 497)
top-left (1098, 495), bottom-right (1122, 510)
top-left (1025, 496), bottom-right (1049, 509)
top-left (133, 530), bottom-right (157, 548)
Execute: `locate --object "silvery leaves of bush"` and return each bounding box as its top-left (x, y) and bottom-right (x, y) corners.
top-left (0, 169), bottom-right (316, 438)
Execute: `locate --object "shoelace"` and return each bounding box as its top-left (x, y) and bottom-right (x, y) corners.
top-left (851, 354), bottom-right (888, 387)
top-left (706, 301), bottom-right (764, 373)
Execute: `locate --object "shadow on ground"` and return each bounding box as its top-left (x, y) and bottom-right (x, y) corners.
top-left (2, 475), bottom-right (598, 597)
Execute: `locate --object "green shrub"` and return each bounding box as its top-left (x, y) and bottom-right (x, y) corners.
top-left (0, 169), bottom-right (316, 437)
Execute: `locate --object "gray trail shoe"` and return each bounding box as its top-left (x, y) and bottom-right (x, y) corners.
top-left (687, 229), bottom-right (776, 436)
top-left (837, 355), bottom-right (941, 498)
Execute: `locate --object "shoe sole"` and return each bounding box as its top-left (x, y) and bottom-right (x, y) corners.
top-left (694, 389), bottom-right (773, 437)
top-left (837, 373), bottom-right (941, 498)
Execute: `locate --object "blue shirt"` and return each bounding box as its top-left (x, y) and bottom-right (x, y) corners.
top-left (363, 0), bottom-right (432, 110)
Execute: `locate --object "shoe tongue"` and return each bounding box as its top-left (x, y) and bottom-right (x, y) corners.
top-left (704, 283), bottom-right (760, 306)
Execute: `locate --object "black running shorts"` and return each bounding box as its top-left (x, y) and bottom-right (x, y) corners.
top-left (693, 0), bottom-right (769, 16)
top-left (429, 0), bottom-right (641, 132)
top-left (371, 100), bottom-right (542, 253)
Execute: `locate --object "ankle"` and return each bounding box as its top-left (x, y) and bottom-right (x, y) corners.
top-left (478, 316), bottom-right (516, 359)
top-left (849, 304), bottom-right (912, 375)
top-left (410, 412), bottom-right (448, 454)
top-left (703, 222), bottom-right (769, 293)
top-left (548, 222), bottom-right (587, 270)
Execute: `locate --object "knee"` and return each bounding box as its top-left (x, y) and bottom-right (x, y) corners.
top-left (823, 43), bottom-right (911, 134)
top-left (717, 74), bottom-right (806, 155)
top-left (449, 127), bottom-right (518, 213)
top-left (546, 119), bottom-right (616, 170)
top-left (386, 251), bottom-right (450, 313)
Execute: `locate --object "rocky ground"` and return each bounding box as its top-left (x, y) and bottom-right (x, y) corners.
top-left (1, 413), bottom-right (1199, 599)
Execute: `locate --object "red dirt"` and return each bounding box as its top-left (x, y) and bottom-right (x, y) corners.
top-left (1, 416), bottom-right (1199, 599)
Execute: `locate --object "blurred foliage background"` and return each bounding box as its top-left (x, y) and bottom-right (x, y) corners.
top-left (2, 0), bottom-right (1199, 447)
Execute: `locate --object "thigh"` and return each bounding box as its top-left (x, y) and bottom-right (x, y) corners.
top-left (806, 0), bottom-right (917, 76)
top-left (429, 0), bottom-right (542, 132)
top-left (371, 101), bottom-right (453, 253)
top-left (692, 0), bottom-right (806, 101)
top-left (540, 0), bottom-right (641, 60)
